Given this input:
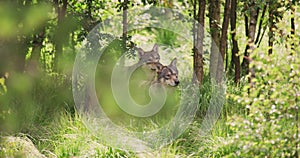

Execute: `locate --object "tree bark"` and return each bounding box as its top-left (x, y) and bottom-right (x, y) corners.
top-left (122, 0), bottom-right (128, 45)
top-left (248, 1), bottom-right (257, 87)
top-left (208, 0), bottom-right (221, 81)
top-left (193, 0), bottom-right (205, 85)
top-left (241, 1), bottom-right (258, 87)
top-left (230, 0), bottom-right (240, 84)
top-left (193, 0), bottom-right (197, 52)
top-left (216, 0), bottom-right (231, 83)
top-left (241, 12), bottom-right (249, 74)
top-left (120, 0), bottom-right (128, 66)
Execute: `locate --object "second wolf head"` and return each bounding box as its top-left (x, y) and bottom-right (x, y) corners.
top-left (157, 58), bottom-right (180, 87)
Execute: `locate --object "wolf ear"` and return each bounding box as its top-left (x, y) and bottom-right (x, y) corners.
top-left (152, 44), bottom-right (158, 52)
top-left (170, 58), bottom-right (177, 67)
top-left (156, 63), bottom-right (163, 71)
top-left (137, 48), bottom-right (145, 58)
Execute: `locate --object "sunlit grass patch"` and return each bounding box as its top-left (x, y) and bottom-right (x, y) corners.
top-left (33, 112), bottom-right (134, 157)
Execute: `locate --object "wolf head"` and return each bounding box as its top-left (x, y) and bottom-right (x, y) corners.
top-left (137, 44), bottom-right (160, 67)
top-left (157, 58), bottom-right (179, 87)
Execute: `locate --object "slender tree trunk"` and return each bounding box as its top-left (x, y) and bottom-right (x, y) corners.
top-left (53, 0), bottom-right (67, 72)
top-left (242, 7), bottom-right (260, 73)
top-left (241, 13), bottom-right (249, 74)
top-left (120, 0), bottom-right (128, 66)
top-left (255, 5), bottom-right (267, 45)
top-left (268, 1), bottom-right (274, 55)
top-left (225, 43), bottom-right (228, 71)
top-left (209, 0), bottom-right (221, 81)
top-left (192, 0), bottom-right (197, 83)
top-left (26, 31), bottom-right (45, 76)
top-left (230, 0), bottom-right (240, 84)
top-left (216, 0), bottom-right (231, 83)
top-left (290, 0), bottom-right (295, 52)
top-left (193, 0), bottom-right (205, 85)
top-left (257, 23), bottom-right (267, 47)
top-left (241, 1), bottom-right (258, 87)
top-left (248, 1), bottom-right (257, 87)
top-left (122, 0), bottom-right (128, 45)
top-left (193, 0), bottom-right (197, 52)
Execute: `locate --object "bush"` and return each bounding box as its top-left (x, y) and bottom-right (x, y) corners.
top-left (0, 72), bottom-right (73, 133)
top-left (225, 40), bottom-right (300, 157)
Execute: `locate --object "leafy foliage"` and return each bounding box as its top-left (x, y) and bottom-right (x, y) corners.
top-left (225, 25), bottom-right (300, 157)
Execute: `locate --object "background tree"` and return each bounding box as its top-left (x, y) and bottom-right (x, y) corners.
top-left (216, 0), bottom-right (231, 83)
top-left (53, 0), bottom-right (68, 72)
top-left (208, 0), bottom-right (221, 82)
top-left (240, 0), bottom-right (258, 88)
top-left (122, 0), bottom-right (128, 46)
top-left (193, 0), bottom-right (205, 85)
top-left (207, 0), bottom-right (231, 84)
top-left (229, 0), bottom-right (240, 84)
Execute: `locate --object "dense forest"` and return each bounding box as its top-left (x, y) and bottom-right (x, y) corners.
top-left (0, 0), bottom-right (299, 157)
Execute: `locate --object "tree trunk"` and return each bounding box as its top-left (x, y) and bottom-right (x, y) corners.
top-left (225, 43), bottom-right (228, 71)
top-left (257, 22), bottom-right (267, 47)
top-left (230, 0), bottom-right (240, 84)
top-left (53, 0), bottom-right (67, 72)
top-left (193, 0), bottom-right (205, 85)
top-left (268, 1), bottom-right (274, 55)
top-left (255, 5), bottom-right (267, 45)
top-left (208, 0), bottom-right (221, 81)
top-left (290, 0), bottom-right (295, 52)
top-left (26, 31), bottom-right (45, 77)
top-left (248, 1), bottom-right (257, 87)
top-left (241, 12), bottom-right (249, 74)
top-left (216, 0), bottom-right (231, 83)
top-left (241, 1), bottom-right (258, 86)
top-left (120, 0), bottom-right (128, 66)
top-left (122, 0), bottom-right (128, 45)
top-left (193, 0), bottom-right (197, 53)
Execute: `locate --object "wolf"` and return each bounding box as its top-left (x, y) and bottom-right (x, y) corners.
top-left (128, 44), bottom-right (163, 85)
top-left (134, 45), bottom-right (180, 87)
top-left (101, 44), bottom-right (180, 120)
top-left (156, 58), bottom-right (180, 87)
top-left (114, 44), bottom-right (160, 105)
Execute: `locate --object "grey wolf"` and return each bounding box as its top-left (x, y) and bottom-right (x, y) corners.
top-left (130, 44), bottom-right (162, 85)
top-left (156, 58), bottom-right (179, 87)
top-left (134, 45), bottom-right (180, 87)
